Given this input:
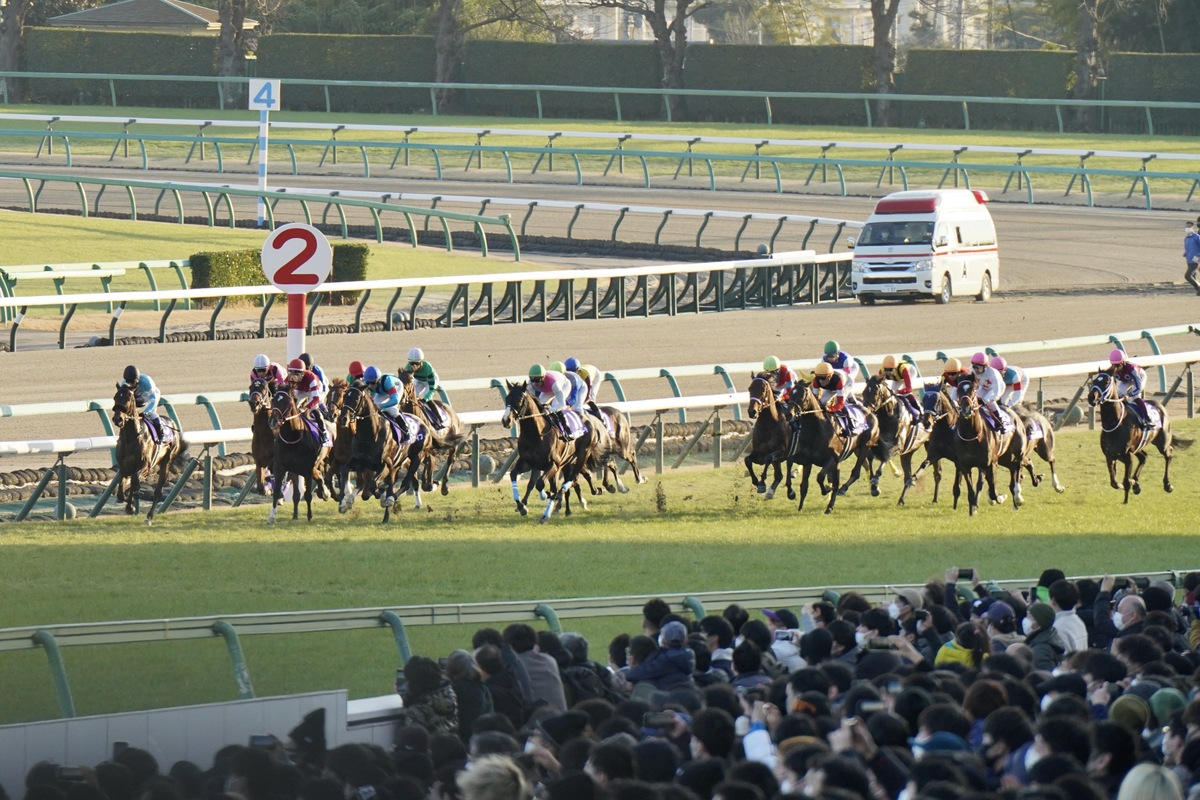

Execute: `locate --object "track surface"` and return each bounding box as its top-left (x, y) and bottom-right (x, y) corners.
top-left (3, 164), bottom-right (1199, 465)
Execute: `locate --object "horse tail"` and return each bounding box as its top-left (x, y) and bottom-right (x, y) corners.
top-left (170, 439), bottom-right (192, 472)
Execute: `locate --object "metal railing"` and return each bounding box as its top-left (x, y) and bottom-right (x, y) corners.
top-left (3, 72), bottom-right (1199, 133)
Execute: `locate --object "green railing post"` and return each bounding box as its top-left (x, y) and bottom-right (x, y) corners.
top-left (682, 596), bottom-right (706, 619)
top-left (1140, 330), bottom-right (1167, 393)
top-left (534, 603), bottom-right (562, 633)
top-left (379, 610), bottom-right (413, 666)
top-left (659, 369), bottom-right (686, 423)
top-left (32, 630), bottom-right (76, 718)
top-left (713, 366), bottom-right (743, 421)
top-left (212, 620), bottom-right (255, 699)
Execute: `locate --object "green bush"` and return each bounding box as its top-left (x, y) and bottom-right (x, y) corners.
top-left (327, 243), bottom-right (368, 305)
top-left (190, 244), bottom-right (365, 306)
top-left (1103, 53), bottom-right (1200, 135)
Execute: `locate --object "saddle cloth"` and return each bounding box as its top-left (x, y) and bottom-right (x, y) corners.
top-left (596, 408), bottom-right (616, 438)
top-left (386, 412), bottom-right (426, 446)
top-left (837, 406), bottom-right (869, 437)
top-left (558, 409), bottom-right (589, 441)
top-left (145, 417), bottom-right (174, 444)
top-left (420, 400), bottom-right (446, 430)
top-left (1125, 400), bottom-right (1161, 429)
top-left (982, 407), bottom-right (1013, 434)
top-left (1024, 415), bottom-right (1043, 444)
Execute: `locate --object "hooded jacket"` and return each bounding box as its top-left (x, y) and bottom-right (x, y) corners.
top-left (625, 645), bottom-right (696, 690)
top-left (397, 682), bottom-right (459, 737)
top-left (1024, 625), bottom-right (1066, 672)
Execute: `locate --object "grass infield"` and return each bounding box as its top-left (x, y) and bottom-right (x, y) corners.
top-left (1, 416), bottom-right (1197, 723)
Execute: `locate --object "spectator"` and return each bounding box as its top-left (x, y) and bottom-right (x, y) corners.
top-left (1049, 579), bottom-right (1088, 653)
top-left (502, 623), bottom-right (567, 712)
top-left (473, 645), bottom-right (525, 729)
top-left (625, 622), bottom-right (695, 691)
top-left (585, 741), bottom-right (637, 786)
top-left (1023, 603), bottom-right (1067, 671)
top-left (935, 622), bottom-right (987, 669)
top-left (396, 656), bottom-right (458, 738)
top-left (698, 616), bottom-right (736, 680)
top-left (1089, 721), bottom-right (1139, 797)
top-left (1094, 577), bottom-right (1148, 649)
top-left (690, 708), bottom-right (737, 761)
top-left (446, 650), bottom-right (492, 743)
top-left (854, 608), bottom-right (902, 680)
top-left (984, 602), bottom-right (1024, 652)
top-left (643, 598), bottom-right (672, 638)
top-left (730, 641), bottom-right (772, 691)
top-left (560, 632), bottom-right (620, 706)
top-left (1116, 763), bottom-right (1183, 800)
top-left (456, 755), bottom-right (527, 800)
top-left (762, 609), bottom-right (803, 672)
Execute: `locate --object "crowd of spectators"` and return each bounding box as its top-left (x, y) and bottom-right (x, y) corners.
top-left (12, 568), bottom-right (1200, 800)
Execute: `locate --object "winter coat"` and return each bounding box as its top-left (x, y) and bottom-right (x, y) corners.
top-left (625, 645), bottom-right (696, 690)
top-left (1024, 625), bottom-right (1066, 672)
top-left (396, 682), bottom-right (458, 737)
top-left (452, 678), bottom-right (493, 742)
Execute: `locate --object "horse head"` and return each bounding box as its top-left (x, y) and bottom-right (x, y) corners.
top-left (325, 377), bottom-right (349, 417)
top-left (747, 377), bottom-right (773, 420)
top-left (269, 390), bottom-right (296, 433)
top-left (247, 379), bottom-right (272, 416)
top-left (501, 380), bottom-right (536, 428)
top-left (862, 375), bottom-right (890, 410)
top-left (1088, 371), bottom-right (1114, 407)
top-left (956, 379), bottom-right (978, 418)
top-left (112, 383), bottom-right (139, 428)
top-left (920, 383), bottom-right (948, 429)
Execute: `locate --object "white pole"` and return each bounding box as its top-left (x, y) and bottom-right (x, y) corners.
top-left (257, 108), bottom-right (269, 227)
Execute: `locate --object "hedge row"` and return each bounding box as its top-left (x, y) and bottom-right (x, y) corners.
top-left (189, 244), bottom-right (369, 306)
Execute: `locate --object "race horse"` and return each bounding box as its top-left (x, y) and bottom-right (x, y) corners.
top-left (336, 384), bottom-right (430, 522)
top-left (1087, 371), bottom-right (1173, 503)
top-left (587, 402), bottom-right (647, 492)
top-left (861, 375), bottom-right (930, 504)
top-left (784, 379), bottom-right (879, 514)
top-left (111, 383), bottom-right (186, 524)
top-left (912, 384), bottom-right (958, 504)
top-left (501, 380), bottom-right (600, 522)
top-left (1012, 406), bottom-right (1065, 494)
top-left (267, 389), bottom-right (327, 522)
top-left (396, 369), bottom-right (466, 496)
top-left (744, 375), bottom-right (791, 499)
top-left (324, 377), bottom-right (352, 501)
top-left (246, 378), bottom-right (275, 496)
top-left (951, 380), bottom-right (1028, 515)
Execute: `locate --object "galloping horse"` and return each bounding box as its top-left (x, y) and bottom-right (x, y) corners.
top-left (325, 378), bottom-right (352, 501)
top-left (501, 381), bottom-right (596, 522)
top-left (1011, 406), bottom-right (1065, 494)
top-left (337, 384), bottom-right (430, 521)
top-left (1087, 371), bottom-right (1173, 503)
top-left (111, 384), bottom-right (186, 524)
top-left (396, 369), bottom-right (466, 496)
top-left (784, 379), bottom-right (879, 514)
top-left (951, 381), bottom-right (1027, 515)
top-left (861, 375), bottom-right (930, 504)
top-left (246, 378), bottom-right (275, 496)
top-left (912, 384), bottom-right (958, 504)
top-left (588, 402), bottom-right (647, 492)
top-left (745, 375), bottom-right (791, 499)
top-left (267, 390), bottom-right (324, 522)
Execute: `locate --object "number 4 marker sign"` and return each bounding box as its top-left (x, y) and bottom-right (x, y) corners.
top-left (262, 223), bottom-right (332, 360)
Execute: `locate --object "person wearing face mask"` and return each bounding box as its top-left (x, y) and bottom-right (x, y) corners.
top-left (853, 608), bottom-right (904, 680)
top-left (980, 708), bottom-right (1034, 789)
top-left (1183, 221), bottom-right (1200, 294)
top-left (1094, 575), bottom-right (1148, 650)
top-left (1021, 603), bottom-right (1066, 672)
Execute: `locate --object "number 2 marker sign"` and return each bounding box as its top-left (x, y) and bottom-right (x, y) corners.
top-left (262, 223), bottom-right (332, 292)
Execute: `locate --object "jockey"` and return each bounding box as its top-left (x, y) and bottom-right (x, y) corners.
top-left (298, 353), bottom-right (327, 399)
top-left (969, 352), bottom-right (1011, 434)
top-left (346, 360), bottom-right (365, 386)
top-left (250, 353), bottom-right (287, 388)
top-left (878, 355), bottom-right (920, 417)
top-left (991, 356), bottom-right (1028, 409)
top-left (528, 364), bottom-right (571, 436)
top-left (822, 340), bottom-right (860, 402)
top-left (551, 361), bottom-right (588, 413)
top-left (120, 364), bottom-right (166, 440)
top-left (762, 355), bottom-right (799, 403)
top-left (285, 357), bottom-right (328, 432)
top-left (1108, 349), bottom-right (1152, 428)
top-left (405, 347), bottom-right (441, 403)
top-left (363, 365), bottom-right (410, 440)
top-left (940, 357), bottom-right (971, 402)
top-left (565, 357), bottom-right (603, 416)
top-left (812, 361), bottom-right (854, 436)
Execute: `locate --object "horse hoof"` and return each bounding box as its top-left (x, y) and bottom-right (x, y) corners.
top-left (144, 518), bottom-right (153, 526)
top-left (836, 488), bottom-right (847, 497)
top-left (518, 506), bottom-right (527, 516)
top-left (440, 484), bottom-right (450, 496)
top-left (824, 508), bottom-right (833, 515)
top-left (765, 488), bottom-right (775, 500)
top-left (124, 507), bottom-right (136, 516)
top-left (382, 497), bottom-right (395, 508)
top-left (1133, 484), bottom-right (1142, 495)
top-left (787, 490), bottom-right (796, 501)
top-left (1055, 485), bottom-right (1066, 494)
top-left (870, 486), bottom-right (880, 497)
top-left (618, 484), bottom-right (630, 494)
top-left (1165, 483), bottom-right (1174, 493)
top-left (637, 476), bottom-right (648, 484)
top-left (756, 484), bottom-right (766, 494)
top-left (539, 516), bottom-right (550, 524)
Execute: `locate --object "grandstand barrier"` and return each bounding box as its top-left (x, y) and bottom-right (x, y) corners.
top-left (0, 250), bottom-right (842, 351)
top-left (0, 570), bottom-right (1192, 722)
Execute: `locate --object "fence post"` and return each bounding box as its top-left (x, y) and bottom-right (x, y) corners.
top-left (683, 596), bottom-right (706, 619)
top-left (535, 603), bottom-right (562, 634)
top-left (379, 610), bottom-right (413, 666)
top-left (32, 630), bottom-right (76, 718)
top-left (211, 620), bottom-right (255, 699)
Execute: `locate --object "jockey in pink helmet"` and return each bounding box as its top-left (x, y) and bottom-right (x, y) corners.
top-left (1108, 349), bottom-right (1152, 428)
top-left (990, 355), bottom-right (1027, 409)
top-left (969, 352), bottom-right (1012, 434)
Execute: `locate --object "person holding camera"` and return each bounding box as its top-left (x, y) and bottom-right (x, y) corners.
top-left (853, 608), bottom-right (904, 680)
top-left (1094, 575), bottom-right (1148, 650)
top-left (762, 608), bottom-right (803, 673)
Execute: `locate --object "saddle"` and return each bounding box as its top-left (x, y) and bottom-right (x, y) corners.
top-left (554, 409), bottom-right (590, 441)
top-left (386, 412), bottom-right (425, 446)
top-left (302, 416), bottom-right (332, 448)
top-left (833, 405), bottom-right (869, 438)
top-left (419, 400), bottom-right (446, 430)
top-left (145, 416), bottom-right (174, 445)
top-left (981, 406), bottom-right (1013, 435)
top-left (1124, 400), bottom-right (1160, 430)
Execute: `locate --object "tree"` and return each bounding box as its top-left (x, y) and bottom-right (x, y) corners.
top-left (218, 0), bottom-right (249, 104)
top-left (0, 0), bottom-right (34, 98)
top-left (869, 0), bottom-right (901, 125)
top-left (575, 0), bottom-right (713, 121)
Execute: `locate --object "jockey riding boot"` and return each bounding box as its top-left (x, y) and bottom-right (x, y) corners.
top-left (396, 413), bottom-right (410, 441)
top-left (902, 394), bottom-right (920, 420)
top-left (588, 400), bottom-right (601, 419)
top-left (553, 411), bottom-right (570, 438)
top-left (1136, 398), bottom-right (1153, 429)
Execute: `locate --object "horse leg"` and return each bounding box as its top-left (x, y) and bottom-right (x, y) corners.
top-left (824, 463), bottom-right (840, 514)
top-left (626, 441), bottom-right (647, 485)
top-left (1120, 455), bottom-right (1134, 503)
top-left (1158, 430), bottom-right (1174, 493)
top-left (1038, 441), bottom-right (1065, 493)
top-left (745, 453), bottom-right (767, 494)
top-left (1130, 450), bottom-right (1148, 496)
top-left (291, 475), bottom-right (302, 520)
top-left (131, 472), bottom-right (141, 515)
top-left (952, 466), bottom-right (964, 512)
top-left (267, 471), bottom-right (281, 523)
top-left (542, 469), bottom-right (576, 524)
top-left (1009, 463), bottom-right (1024, 509)
top-left (897, 453), bottom-right (915, 506)
top-left (1107, 454), bottom-right (1122, 490)
top-left (796, 463), bottom-right (811, 511)
top-left (766, 460), bottom-right (784, 500)
top-left (144, 459), bottom-right (172, 525)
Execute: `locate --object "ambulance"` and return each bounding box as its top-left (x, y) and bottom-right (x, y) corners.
top-left (849, 189), bottom-right (998, 305)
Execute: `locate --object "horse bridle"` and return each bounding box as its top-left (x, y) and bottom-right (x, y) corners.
top-left (269, 391), bottom-right (305, 443)
top-left (112, 387), bottom-right (141, 430)
top-left (1090, 374), bottom-right (1128, 432)
top-left (747, 378), bottom-right (774, 416)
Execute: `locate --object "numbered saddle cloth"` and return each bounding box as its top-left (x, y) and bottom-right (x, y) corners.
top-left (1024, 415), bottom-right (1043, 444)
top-left (596, 408), bottom-right (616, 438)
top-left (146, 417), bottom-right (174, 445)
top-left (983, 407), bottom-right (1012, 434)
top-left (560, 409), bottom-right (589, 441)
top-left (387, 412), bottom-right (426, 446)
top-left (1126, 401), bottom-right (1161, 429)
top-left (843, 406), bottom-right (869, 437)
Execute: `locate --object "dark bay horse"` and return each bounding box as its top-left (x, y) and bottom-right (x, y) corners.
top-left (246, 378), bottom-right (275, 496)
top-left (951, 381), bottom-right (1028, 515)
top-left (325, 378), bottom-right (352, 501)
top-left (912, 384), bottom-right (958, 504)
top-left (396, 369), bottom-right (465, 496)
top-left (589, 403), bottom-right (647, 492)
top-left (267, 390), bottom-right (324, 522)
top-left (862, 375), bottom-right (930, 504)
top-left (337, 384), bottom-right (430, 521)
top-left (784, 380), bottom-right (879, 514)
top-left (1087, 371), bottom-right (1173, 503)
top-left (1012, 407), bottom-right (1065, 493)
top-left (745, 375), bottom-right (791, 499)
top-left (112, 384), bottom-right (186, 524)
top-left (501, 381), bottom-right (595, 522)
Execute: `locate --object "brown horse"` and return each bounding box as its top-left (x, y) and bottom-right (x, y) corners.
top-left (1012, 407), bottom-right (1066, 493)
top-left (267, 390), bottom-right (324, 522)
top-left (1087, 371), bottom-right (1173, 503)
top-left (396, 369), bottom-right (466, 495)
top-left (337, 384), bottom-right (430, 522)
top-left (784, 379), bottom-right (879, 514)
top-left (111, 384), bottom-right (186, 524)
top-left (951, 381), bottom-right (1028, 515)
top-left (745, 375), bottom-right (791, 499)
top-left (246, 378), bottom-right (275, 496)
top-left (861, 375), bottom-right (930, 504)
top-left (324, 377), bottom-right (352, 501)
top-left (501, 380), bottom-right (596, 522)
top-left (912, 384), bottom-right (958, 503)
top-left (588, 404), bottom-right (647, 492)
